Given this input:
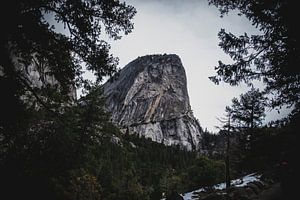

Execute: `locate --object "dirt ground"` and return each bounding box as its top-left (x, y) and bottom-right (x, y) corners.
top-left (257, 183), bottom-right (283, 200)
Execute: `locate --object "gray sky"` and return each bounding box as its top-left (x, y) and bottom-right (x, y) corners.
top-left (99, 0), bottom-right (291, 132)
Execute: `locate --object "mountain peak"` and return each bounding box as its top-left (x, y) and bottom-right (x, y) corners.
top-left (103, 54), bottom-right (202, 150)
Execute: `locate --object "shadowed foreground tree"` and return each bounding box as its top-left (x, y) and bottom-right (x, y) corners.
top-left (1, 0), bottom-right (136, 99)
top-left (208, 0), bottom-right (300, 109)
top-left (0, 0), bottom-right (136, 131)
top-left (216, 107), bottom-right (234, 199)
top-left (208, 1), bottom-right (298, 197)
top-left (0, 0), bottom-right (136, 199)
top-left (228, 88), bottom-right (266, 174)
top-left (217, 88), bottom-right (266, 198)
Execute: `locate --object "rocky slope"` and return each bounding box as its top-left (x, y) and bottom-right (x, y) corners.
top-left (103, 54), bottom-right (202, 150)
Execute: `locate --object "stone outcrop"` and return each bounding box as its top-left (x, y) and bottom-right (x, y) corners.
top-left (103, 54), bottom-right (202, 150)
top-left (1, 44), bottom-right (77, 101)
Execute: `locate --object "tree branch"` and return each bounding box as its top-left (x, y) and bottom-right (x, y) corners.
top-left (16, 72), bottom-right (59, 116)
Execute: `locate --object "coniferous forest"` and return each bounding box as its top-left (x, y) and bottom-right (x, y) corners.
top-left (0, 1), bottom-right (298, 200)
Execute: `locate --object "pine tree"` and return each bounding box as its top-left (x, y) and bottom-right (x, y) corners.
top-left (208, 0), bottom-right (300, 110)
top-left (217, 108), bottom-right (234, 197)
top-left (0, 1), bottom-right (136, 199)
top-left (229, 88), bottom-right (266, 130)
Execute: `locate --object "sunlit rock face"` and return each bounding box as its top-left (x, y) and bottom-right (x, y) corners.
top-left (103, 54), bottom-right (202, 150)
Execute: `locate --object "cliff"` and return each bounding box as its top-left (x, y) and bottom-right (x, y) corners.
top-left (103, 54), bottom-right (202, 150)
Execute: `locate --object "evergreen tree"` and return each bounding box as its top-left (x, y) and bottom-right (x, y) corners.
top-left (224, 89), bottom-right (266, 175)
top-left (216, 88), bottom-right (265, 195)
top-left (229, 88), bottom-right (266, 130)
top-left (208, 0), bottom-right (300, 109)
top-left (216, 109), bottom-right (234, 196)
top-left (1, 0), bottom-right (136, 112)
top-left (0, 1), bottom-right (136, 199)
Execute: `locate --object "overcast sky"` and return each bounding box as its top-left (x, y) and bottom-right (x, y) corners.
top-left (96, 0), bottom-right (290, 132)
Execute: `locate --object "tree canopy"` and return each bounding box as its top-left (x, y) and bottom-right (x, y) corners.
top-left (0, 0), bottom-right (136, 141)
top-left (1, 0), bottom-right (136, 93)
top-left (227, 88), bottom-right (266, 129)
top-left (0, 1), bottom-right (136, 199)
top-left (208, 0), bottom-right (299, 109)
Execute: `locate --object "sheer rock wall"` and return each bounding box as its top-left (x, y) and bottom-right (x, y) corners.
top-left (103, 54), bottom-right (202, 150)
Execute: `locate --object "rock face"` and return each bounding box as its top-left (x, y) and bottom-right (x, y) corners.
top-left (2, 45), bottom-right (77, 101)
top-left (103, 54), bottom-right (202, 150)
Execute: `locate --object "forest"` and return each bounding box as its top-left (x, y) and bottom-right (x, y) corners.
top-left (0, 0), bottom-right (298, 200)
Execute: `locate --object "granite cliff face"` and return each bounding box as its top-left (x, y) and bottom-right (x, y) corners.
top-left (103, 54), bottom-right (202, 150)
top-left (1, 45), bottom-right (77, 101)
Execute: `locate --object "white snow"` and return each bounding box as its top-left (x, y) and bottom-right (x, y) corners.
top-left (180, 173), bottom-right (261, 200)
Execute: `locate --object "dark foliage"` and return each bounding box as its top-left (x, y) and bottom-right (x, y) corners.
top-left (98, 133), bottom-right (225, 200)
top-left (208, 0), bottom-right (300, 109)
top-left (207, 2), bottom-right (299, 197)
top-left (227, 88), bottom-right (266, 129)
top-left (1, 0), bottom-right (136, 84)
top-left (0, 0), bottom-right (136, 199)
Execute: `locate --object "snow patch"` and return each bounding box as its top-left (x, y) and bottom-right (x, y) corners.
top-left (180, 173), bottom-right (261, 200)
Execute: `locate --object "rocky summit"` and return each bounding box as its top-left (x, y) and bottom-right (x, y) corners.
top-left (103, 54), bottom-right (202, 150)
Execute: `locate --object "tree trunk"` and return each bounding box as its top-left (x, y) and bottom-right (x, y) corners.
top-left (225, 116), bottom-right (231, 200)
top-left (225, 136), bottom-right (230, 189)
top-left (250, 102), bottom-right (254, 129)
